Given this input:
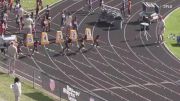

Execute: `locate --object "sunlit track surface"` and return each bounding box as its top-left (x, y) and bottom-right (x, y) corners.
top-left (1, 0), bottom-right (180, 101)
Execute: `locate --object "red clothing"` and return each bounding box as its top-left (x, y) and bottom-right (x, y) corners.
top-left (128, 0), bottom-right (132, 15)
top-left (0, 23), bottom-right (5, 34)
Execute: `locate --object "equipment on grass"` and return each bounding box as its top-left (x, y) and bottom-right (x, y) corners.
top-left (98, 4), bottom-right (122, 23)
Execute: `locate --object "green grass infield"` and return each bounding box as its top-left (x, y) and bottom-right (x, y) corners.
top-left (164, 8), bottom-right (180, 59)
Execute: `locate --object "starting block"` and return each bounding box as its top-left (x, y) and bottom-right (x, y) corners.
top-left (85, 28), bottom-right (93, 41)
top-left (70, 30), bottom-right (78, 42)
top-left (56, 31), bottom-right (64, 44)
top-left (26, 34), bottom-right (34, 47)
top-left (41, 32), bottom-right (49, 45)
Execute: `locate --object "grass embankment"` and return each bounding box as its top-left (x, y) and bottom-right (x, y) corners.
top-left (20, 0), bottom-right (59, 11)
top-left (0, 72), bottom-right (56, 101)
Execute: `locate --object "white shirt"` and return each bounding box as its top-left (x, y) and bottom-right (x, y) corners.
top-left (66, 15), bottom-right (72, 26)
top-left (3, 13), bottom-right (8, 21)
top-left (24, 17), bottom-right (33, 29)
top-left (13, 82), bottom-right (22, 96)
top-left (159, 19), bottom-right (165, 30)
top-left (8, 44), bottom-right (17, 59)
top-left (18, 7), bottom-right (24, 17)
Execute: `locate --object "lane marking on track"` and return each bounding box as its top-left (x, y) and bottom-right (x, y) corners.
top-left (103, 56), bottom-right (126, 66)
top-left (69, 75), bottom-right (100, 89)
top-left (138, 70), bottom-right (165, 82)
top-left (88, 57), bottom-right (109, 67)
top-left (123, 0), bottom-right (180, 97)
top-left (87, 74), bottom-right (118, 87)
top-left (155, 68), bottom-right (180, 80)
top-left (92, 80), bottom-right (178, 92)
top-left (70, 57), bottom-right (92, 68)
top-left (53, 59), bottom-right (76, 70)
top-left (35, 59), bottom-right (58, 70)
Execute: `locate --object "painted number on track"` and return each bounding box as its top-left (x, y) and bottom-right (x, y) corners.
top-left (163, 4), bottom-right (173, 9)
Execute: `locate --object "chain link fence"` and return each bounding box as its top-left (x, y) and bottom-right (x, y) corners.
top-left (0, 57), bottom-right (106, 101)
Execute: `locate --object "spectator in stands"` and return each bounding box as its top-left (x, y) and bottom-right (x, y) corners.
top-left (12, 77), bottom-right (22, 101)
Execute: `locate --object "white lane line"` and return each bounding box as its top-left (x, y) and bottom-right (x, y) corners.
top-left (93, 80), bottom-right (177, 92)
top-left (103, 56), bottom-right (126, 66)
top-left (123, 0), bottom-right (180, 99)
top-left (103, 72), bottom-right (133, 85)
top-left (121, 56), bottom-right (143, 65)
top-left (32, 50), bottom-right (46, 57)
top-left (120, 69), bottom-right (173, 101)
top-left (44, 45), bottom-right (110, 101)
top-left (74, 1), bottom-right (135, 100)
top-left (140, 0), bottom-right (180, 82)
top-left (138, 70), bottom-right (165, 82)
top-left (35, 59), bottom-right (58, 70)
top-left (69, 75), bottom-right (99, 89)
top-left (7, 1), bottom-right (110, 100)
top-left (159, 7), bottom-right (180, 67)
top-left (124, 0), bottom-right (177, 87)
top-left (98, 46), bottom-right (115, 54)
top-left (88, 57), bottom-right (109, 67)
top-left (140, 26), bottom-right (178, 83)
top-left (87, 74), bottom-right (118, 87)
top-left (137, 54), bottom-right (159, 64)
top-left (107, 5), bottom-right (173, 99)
top-left (90, 1), bottom-right (154, 101)
top-left (122, 71), bottom-right (150, 84)
top-left (111, 45), bottom-right (130, 53)
top-left (70, 58), bottom-right (92, 68)
top-left (53, 59), bottom-right (76, 70)
top-left (89, 51), bottom-right (98, 55)
top-left (155, 68), bottom-right (180, 80)
top-left (42, 2), bottom-right (131, 98)
top-left (15, 69), bottom-right (42, 83)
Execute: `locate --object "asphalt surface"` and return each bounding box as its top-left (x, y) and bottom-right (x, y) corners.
top-left (1, 0), bottom-right (180, 101)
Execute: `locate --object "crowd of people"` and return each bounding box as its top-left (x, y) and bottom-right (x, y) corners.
top-left (120, 0), bottom-right (132, 17)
